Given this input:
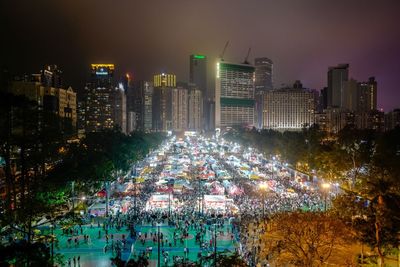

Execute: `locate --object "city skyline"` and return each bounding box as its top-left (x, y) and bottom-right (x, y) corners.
top-left (1, 0), bottom-right (400, 111)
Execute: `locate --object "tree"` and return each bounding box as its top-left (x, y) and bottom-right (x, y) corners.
top-left (259, 212), bottom-right (353, 266)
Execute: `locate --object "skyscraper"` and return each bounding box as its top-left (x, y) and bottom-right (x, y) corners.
top-left (143, 81), bottom-right (153, 131)
top-left (171, 85), bottom-right (189, 131)
top-left (188, 85), bottom-right (203, 131)
top-left (189, 54), bottom-right (207, 95)
top-left (215, 61), bottom-right (255, 128)
top-left (189, 54), bottom-right (207, 130)
top-left (152, 73), bottom-right (176, 131)
top-left (342, 78), bottom-right (359, 111)
top-left (254, 58), bottom-right (273, 129)
top-left (113, 84), bottom-right (127, 133)
top-left (254, 57), bottom-right (273, 92)
top-left (327, 64), bottom-right (349, 108)
top-left (358, 77), bottom-right (377, 112)
top-left (80, 64), bottom-right (116, 133)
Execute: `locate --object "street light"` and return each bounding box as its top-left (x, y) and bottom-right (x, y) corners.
top-left (321, 183), bottom-right (331, 211)
top-left (259, 182), bottom-right (268, 218)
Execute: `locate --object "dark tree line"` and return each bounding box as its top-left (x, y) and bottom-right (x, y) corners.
top-left (0, 91), bottom-right (165, 266)
top-left (226, 125), bottom-right (400, 265)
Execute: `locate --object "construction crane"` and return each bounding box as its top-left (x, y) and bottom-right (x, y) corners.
top-left (243, 47), bottom-right (251, 64)
top-left (219, 41), bottom-right (229, 61)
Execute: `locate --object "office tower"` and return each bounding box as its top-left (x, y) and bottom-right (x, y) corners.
top-left (41, 64), bottom-right (63, 88)
top-left (152, 73), bottom-right (176, 131)
top-left (215, 61), bottom-right (255, 128)
top-left (189, 54), bottom-right (207, 131)
top-left (327, 64), bottom-right (349, 108)
top-left (81, 64), bottom-right (115, 133)
top-left (254, 57), bottom-right (273, 92)
top-left (126, 76), bottom-right (140, 132)
top-left (342, 79), bottom-right (358, 111)
top-left (263, 81), bottom-right (316, 130)
top-left (123, 73), bottom-right (135, 132)
top-left (188, 85), bottom-right (203, 131)
top-left (127, 80), bottom-right (154, 132)
top-left (114, 84), bottom-right (127, 133)
top-left (171, 85), bottom-right (189, 131)
top-left (254, 58), bottom-right (273, 129)
top-left (189, 54), bottom-right (207, 95)
top-left (143, 81), bottom-right (153, 131)
top-left (358, 77), bottom-right (377, 112)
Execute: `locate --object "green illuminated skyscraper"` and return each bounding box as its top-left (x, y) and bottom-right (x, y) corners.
top-left (190, 54), bottom-right (208, 130)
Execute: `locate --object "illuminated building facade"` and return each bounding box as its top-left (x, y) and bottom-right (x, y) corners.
top-left (188, 86), bottom-right (203, 131)
top-left (152, 73), bottom-right (176, 131)
top-left (171, 86), bottom-right (189, 131)
top-left (358, 77), bottom-right (377, 112)
top-left (127, 80), bottom-right (153, 132)
top-left (263, 82), bottom-right (316, 131)
top-left (215, 61), bottom-right (255, 128)
top-left (10, 78), bottom-right (77, 128)
top-left (80, 64), bottom-right (117, 133)
top-left (143, 81), bottom-right (153, 131)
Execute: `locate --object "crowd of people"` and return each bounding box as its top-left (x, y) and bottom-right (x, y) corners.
top-left (56, 134), bottom-right (327, 266)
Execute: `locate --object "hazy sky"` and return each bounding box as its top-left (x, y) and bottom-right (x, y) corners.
top-left (1, 0), bottom-right (400, 111)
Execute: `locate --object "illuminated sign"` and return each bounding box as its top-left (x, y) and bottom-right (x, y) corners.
top-left (96, 71), bottom-right (109, 75)
top-left (91, 64), bottom-right (115, 70)
top-left (194, 55), bottom-right (205, 59)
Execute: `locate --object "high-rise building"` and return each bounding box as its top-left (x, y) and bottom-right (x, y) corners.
top-left (327, 64), bottom-right (349, 108)
top-left (189, 54), bottom-right (207, 131)
top-left (358, 77), bottom-right (377, 112)
top-left (215, 61), bottom-right (255, 128)
top-left (9, 80), bottom-right (77, 128)
top-left (189, 54), bottom-right (207, 95)
top-left (171, 86), bottom-right (189, 131)
top-left (254, 57), bottom-right (273, 92)
top-left (263, 82), bottom-right (316, 131)
top-left (80, 64), bottom-right (116, 133)
top-left (114, 84), bottom-right (127, 133)
top-left (188, 85), bottom-right (203, 131)
top-left (143, 81), bottom-right (153, 131)
top-left (126, 80), bottom-right (154, 132)
top-left (342, 77), bottom-right (378, 113)
top-left (320, 107), bottom-right (355, 133)
top-left (41, 64), bottom-right (63, 88)
top-left (152, 73), bottom-right (176, 131)
top-left (342, 78), bottom-right (359, 111)
top-left (254, 58), bottom-right (273, 129)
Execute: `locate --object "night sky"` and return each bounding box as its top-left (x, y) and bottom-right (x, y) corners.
top-left (1, 0), bottom-right (400, 111)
